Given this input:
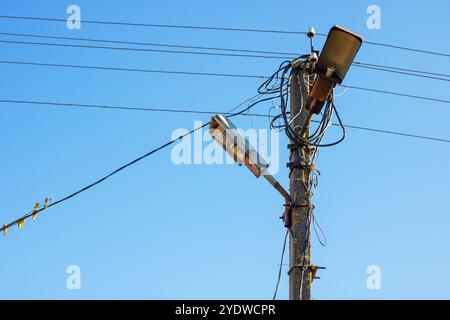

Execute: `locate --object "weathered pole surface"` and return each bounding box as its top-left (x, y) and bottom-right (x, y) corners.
top-left (289, 68), bottom-right (313, 300)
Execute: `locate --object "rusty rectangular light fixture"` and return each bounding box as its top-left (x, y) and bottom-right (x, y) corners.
top-left (306, 25), bottom-right (363, 114)
top-left (209, 114), bottom-right (290, 202)
top-left (315, 25), bottom-right (363, 84)
top-left (209, 114), bottom-right (268, 178)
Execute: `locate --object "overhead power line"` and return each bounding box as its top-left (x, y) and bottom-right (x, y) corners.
top-left (351, 63), bottom-right (450, 83)
top-left (1, 33), bottom-right (449, 82)
top-left (338, 123), bottom-right (450, 143)
top-left (0, 39), bottom-right (292, 60)
top-left (0, 15), bottom-right (449, 58)
top-left (0, 59), bottom-right (267, 79)
top-left (1, 59), bottom-right (449, 105)
top-left (2, 31), bottom-right (448, 78)
top-left (0, 31), bottom-right (296, 56)
top-left (0, 93), bottom-right (268, 236)
top-left (0, 15), bottom-right (309, 35)
top-left (1, 98), bottom-right (450, 144)
top-left (362, 39), bottom-right (450, 58)
top-left (341, 85), bottom-right (450, 105)
top-left (352, 61), bottom-right (450, 79)
top-left (0, 123), bottom-right (208, 235)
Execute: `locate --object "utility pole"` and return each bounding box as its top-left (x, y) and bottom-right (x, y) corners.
top-left (287, 26), bottom-right (362, 299)
top-left (288, 67), bottom-right (314, 300)
top-left (208, 25), bottom-right (362, 301)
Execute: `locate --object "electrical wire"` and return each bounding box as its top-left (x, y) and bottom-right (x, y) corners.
top-left (342, 85), bottom-right (450, 104)
top-left (1, 56), bottom-right (450, 240)
top-left (0, 59), bottom-right (268, 79)
top-left (2, 59), bottom-right (447, 106)
top-left (312, 214), bottom-right (327, 247)
top-left (267, 59), bottom-right (341, 297)
top-left (273, 229), bottom-right (289, 300)
top-left (0, 122), bottom-right (207, 234)
top-left (334, 122), bottom-right (450, 143)
top-left (3, 37), bottom-right (449, 83)
top-left (265, 58), bottom-right (346, 148)
top-left (352, 61), bottom-right (450, 79)
top-left (362, 39), bottom-right (450, 58)
top-left (1, 17), bottom-right (449, 295)
top-left (0, 15), bottom-right (309, 35)
top-left (0, 31), bottom-right (297, 56)
top-left (258, 58), bottom-right (335, 298)
top-left (2, 99), bottom-right (450, 144)
top-left (0, 93), bottom-right (272, 235)
top-left (0, 15), bottom-right (449, 58)
top-left (1, 31), bottom-right (448, 82)
top-left (288, 209), bottom-right (313, 299)
top-left (0, 39), bottom-right (293, 60)
top-left (0, 60), bottom-right (450, 104)
top-left (351, 63), bottom-right (450, 83)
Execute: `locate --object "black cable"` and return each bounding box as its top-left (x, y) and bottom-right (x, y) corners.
top-left (1, 98), bottom-right (449, 143)
top-left (0, 59), bottom-right (267, 79)
top-left (341, 85), bottom-right (450, 104)
top-left (1, 15), bottom-right (449, 58)
top-left (352, 63), bottom-right (450, 83)
top-left (335, 122), bottom-right (450, 143)
top-left (288, 207), bottom-right (313, 299)
top-left (2, 31), bottom-right (448, 81)
top-left (0, 31), bottom-right (297, 56)
top-left (273, 229), bottom-right (289, 300)
top-left (0, 121), bottom-right (208, 233)
top-left (314, 101), bottom-right (346, 147)
top-left (0, 39), bottom-right (293, 60)
top-left (353, 61), bottom-right (450, 79)
top-left (312, 214), bottom-right (327, 247)
top-left (0, 93), bottom-right (268, 234)
top-left (362, 39), bottom-right (450, 58)
top-left (300, 208), bottom-right (313, 296)
top-left (0, 99), bottom-right (228, 115)
top-left (0, 122), bottom-right (209, 232)
top-left (0, 15), bottom-right (307, 35)
top-left (3, 38), bottom-right (450, 83)
top-left (2, 38), bottom-right (447, 83)
top-left (274, 61), bottom-right (346, 148)
top-left (1, 59), bottom-right (449, 105)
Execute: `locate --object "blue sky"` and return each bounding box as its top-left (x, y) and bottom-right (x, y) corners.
top-left (0, 0), bottom-right (449, 299)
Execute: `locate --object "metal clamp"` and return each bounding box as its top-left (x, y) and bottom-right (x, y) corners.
top-left (286, 160), bottom-right (316, 171)
top-left (280, 199), bottom-right (292, 228)
top-left (287, 265), bottom-right (325, 281)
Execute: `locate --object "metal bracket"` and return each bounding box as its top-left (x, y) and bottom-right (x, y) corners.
top-left (287, 160), bottom-right (316, 171)
top-left (286, 160), bottom-right (302, 169)
top-left (288, 265), bottom-right (325, 281)
top-left (309, 265), bottom-right (325, 282)
top-left (280, 200), bottom-right (292, 228)
top-left (287, 143), bottom-right (315, 153)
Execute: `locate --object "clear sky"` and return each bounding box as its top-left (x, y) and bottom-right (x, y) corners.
top-left (0, 0), bottom-right (449, 299)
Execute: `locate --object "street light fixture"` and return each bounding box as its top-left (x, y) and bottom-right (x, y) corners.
top-left (209, 114), bottom-right (292, 226)
top-left (209, 114), bottom-right (268, 178)
top-left (305, 25), bottom-right (363, 115)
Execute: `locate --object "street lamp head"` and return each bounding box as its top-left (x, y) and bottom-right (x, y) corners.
top-left (315, 25), bottom-right (363, 84)
top-left (305, 25), bottom-right (363, 114)
top-left (209, 114), bottom-right (269, 178)
top-left (209, 114), bottom-right (291, 208)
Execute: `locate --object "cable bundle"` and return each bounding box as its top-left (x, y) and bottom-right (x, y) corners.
top-left (261, 57), bottom-right (346, 149)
